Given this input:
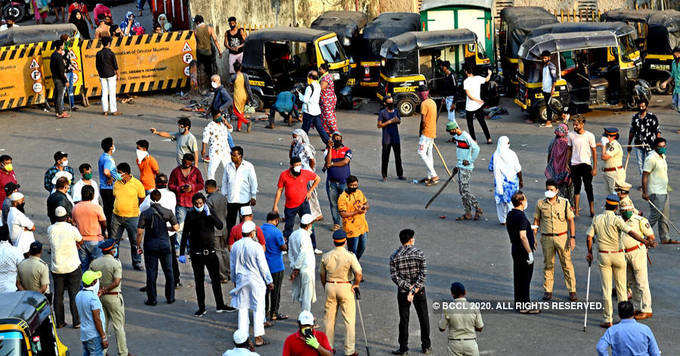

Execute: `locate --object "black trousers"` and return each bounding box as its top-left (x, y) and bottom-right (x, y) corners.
top-left (512, 253), bottom-right (534, 303)
top-left (542, 91), bottom-right (553, 123)
top-left (190, 251), bottom-right (225, 310)
top-left (265, 270), bottom-right (284, 317)
top-left (465, 108), bottom-right (491, 141)
top-left (144, 250), bottom-right (175, 303)
top-left (101, 188), bottom-right (114, 236)
top-left (52, 266), bottom-right (82, 326)
top-left (197, 51), bottom-right (216, 77)
top-left (570, 163), bottom-right (594, 202)
top-left (226, 202), bottom-right (249, 237)
top-left (397, 289), bottom-right (431, 351)
top-left (170, 236), bottom-right (181, 286)
top-left (381, 142), bottom-right (403, 178)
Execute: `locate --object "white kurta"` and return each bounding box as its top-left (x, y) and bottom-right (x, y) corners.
top-left (288, 228), bottom-right (316, 310)
top-left (229, 237), bottom-right (273, 310)
top-left (7, 207), bottom-right (35, 254)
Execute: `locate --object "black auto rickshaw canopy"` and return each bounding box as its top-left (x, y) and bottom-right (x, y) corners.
top-left (647, 11), bottom-right (680, 54)
top-left (529, 21), bottom-right (636, 39)
top-left (500, 6), bottom-right (559, 57)
top-left (0, 24), bottom-right (78, 46)
top-left (600, 9), bottom-right (655, 23)
top-left (360, 12), bottom-right (422, 59)
top-left (310, 11), bottom-right (369, 46)
top-left (380, 29), bottom-right (478, 59)
top-left (518, 30), bottom-right (621, 61)
top-left (241, 27), bottom-right (334, 70)
top-left (0, 291), bottom-right (52, 334)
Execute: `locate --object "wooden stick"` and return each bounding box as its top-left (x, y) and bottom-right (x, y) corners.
top-left (624, 151), bottom-right (631, 172)
top-left (433, 142), bottom-right (452, 177)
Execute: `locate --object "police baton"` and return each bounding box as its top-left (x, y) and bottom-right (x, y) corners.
top-left (647, 198), bottom-right (680, 236)
top-left (354, 288), bottom-right (371, 356)
top-left (583, 260), bottom-right (592, 333)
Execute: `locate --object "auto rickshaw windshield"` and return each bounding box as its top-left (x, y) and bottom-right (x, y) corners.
top-left (620, 34), bottom-right (638, 61)
top-left (319, 37), bottom-right (346, 63)
top-left (0, 331), bottom-right (27, 356)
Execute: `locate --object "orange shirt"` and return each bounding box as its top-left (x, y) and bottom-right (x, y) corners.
top-left (420, 98), bottom-right (437, 139)
top-left (137, 156), bottom-right (159, 191)
top-left (72, 201), bottom-right (106, 241)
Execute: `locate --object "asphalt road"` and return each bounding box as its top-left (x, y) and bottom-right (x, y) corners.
top-left (1, 87), bottom-right (680, 355)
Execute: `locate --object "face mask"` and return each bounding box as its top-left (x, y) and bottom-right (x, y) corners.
top-left (521, 201), bottom-right (528, 211)
top-left (333, 138), bottom-right (343, 147)
top-left (386, 103), bottom-right (394, 110)
top-left (179, 127), bottom-right (186, 134)
top-left (621, 211), bottom-right (634, 220)
top-left (17, 203), bottom-right (25, 213)
top-left (639, 108), bottom-right (646, 114)
top-left (136, 149), bottom-right (148, 162)
top-left (194, 205), bottom-right (204, 212)
top-left (83, 173), bottom-right (93, 180)
top-left (182, 163), bottom-right (191, 169)
top-left (62, 160), bottom-right (69, 167)
top-left (656, 147), bottom-right (667, 155)
top-left (211, 81), bottom-right (219, 89)
top-left (111, 146), bottom-right (116, 153)
top-left (230, 24), bottom-right (236, 29)
top-left (544, 190), bottom-right (557, 199)
top-left (300, 327), bottom-right (313, 338)
top-left (292, 166), bottom-right (302, 173)
top-left (3, 163), bottom-right (12, 171)
top-left (346, 186), bottom-right (357, 194)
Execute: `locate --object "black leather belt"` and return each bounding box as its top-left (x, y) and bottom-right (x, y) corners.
top-left (192, 249), bottom-right (216, 256)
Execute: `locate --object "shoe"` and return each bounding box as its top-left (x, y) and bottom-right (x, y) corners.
top-left (103, 112), bottom-right (109, 116)
top-left (600, 322), bottom-right (613, 329)
top-left (175, 283), bottom-right (182, 289)
top-left (144, 300), bottom-right (157, 306)
top-left (56, 322), bottom-right (67, 329)
top-left (216, 306), bottom-right (236, 313)
top-left (314, 249), bottom-right (323, 255)
top-left (133, 265), bottom-right (144, 271)
top-left (634, 312), bottom-right (653, 320)
top-left (111, 112), bottom-right (121, 116)
top-left (542, 292), bottom-right (553, 301)
top-left (193, 309), bottom-right (207, 317)
top-left (398, 176), bottom-right (406, 180)
top-left (139, 286), bottom-right (147, 292)
top-left (72, 323), bottom-right (80, 329)
top-left (166, 299), bottom-right (175, 304)
top-left (569, 292), bottom-right (578, 302)
top-left (422, 347), bottom-right (432, 354)
top-left (254, 336), bottom-right (270, 347)
top-left (391, 348), bottom-right (408, 355)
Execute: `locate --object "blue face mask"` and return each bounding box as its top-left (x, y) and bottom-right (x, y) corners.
top-left (194, 205), bottom-right (204, 213)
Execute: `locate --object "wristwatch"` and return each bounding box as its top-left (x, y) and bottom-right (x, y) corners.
top-left (570, 236), bottom-right (576, 239)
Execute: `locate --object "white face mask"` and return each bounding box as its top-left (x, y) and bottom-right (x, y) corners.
top-left (62, 160), bottom-right (69, 167)
top-left (544, 190), bottom-right (558, 199)
top-left (111, 146), bottom-right (116, 153)
top-left (136, 149), bottom-right (148, 162)
top-left (293, 166), bottom-right (302, 173)
top-left (211, 81), bottom-right (219, 89)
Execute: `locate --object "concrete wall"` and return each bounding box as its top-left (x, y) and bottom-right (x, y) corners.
top-left (510, 0), bottom-right (634, 11)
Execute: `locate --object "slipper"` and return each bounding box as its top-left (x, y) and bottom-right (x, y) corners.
top-left (455, 215), bottom-right (473, 221)
top-left (255, 339), bottom-right (270, 347)
top-left (264, 321), bottom-right (274, 328)
top-left (473, 210), bottom-right (483, 220)
top-left (424, 179), bottom-right (439, 186)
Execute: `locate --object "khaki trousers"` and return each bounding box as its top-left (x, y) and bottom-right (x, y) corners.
top-left (101, 293), bottom-right (128, 356)
top-left (447, 339), bottom-right (479, 356)
top-left (323, 283), bottom-right (356, 355)
top-left (602, 169), bottom-right (625, 195)
top-left (599, 252), bottom-right (627, 322)
top-left (626, 247), bottom-right (652, 313)
top-left (541, 234), bottom-right (576, 293)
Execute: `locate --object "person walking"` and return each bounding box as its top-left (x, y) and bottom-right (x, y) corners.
top-left (532, 179), bottom-right (577, 302)
top-left (17, 242), bottom-right (50, 294)
top-left (324, 132), bottom-right (351, 232)
top-left (642, 138), bottom-right (679, 244)
top-left (596, 301), bottom-right (661, 356)
top-left (95, 37), bottom-right (120, 116)
top-left (98, 137), bottom-right (118, 232)
top-left (300, 71), bottom-right (330, 144)
top-left (288, 214), bottom-right (317, 312)
top-left (273, 157), bottom-right (321, 239)
top-left (72, 185), bottom-right (107, 272)
top-left (179, 193), bottom-right (228, 316)
top-left (586, 195), bottom-right (647, 328)
top-left (0, 231), bottom-right (23, 293)
top-left (390, 229), bottom-right (431, 355)
top-left (620, 203), bottom-right (655, 320)
top-left (225, 17), bottom-right (246, 74)
top-left (205, 180), bottom-right (230, 282)
top-left (50, 39), bottom-right (70, 119)
top-left (440, 61), bottom-right (458, 124)
top-left (231, 61), bottom-right (254, 132)
top-left (319, 63), bottom-right (338, 135)
top-left (660, 46), bottom-right (680, 113)
top-left (72, 163), bottom-right (100, 204)
top-left (135, 140), bottom-right (159, 193)
top-left (221, 146), bottom-right (257, 235)
top-left (506, 192), bottom-right (538, 312)
top-left (230, 221), bottom-right (274, 347)
top-left (136, 190), bottom-right (179, 305)
top-left (489, 136), bottom-right (523, 224)
top-left (337, 175), bottom-right (369, 259)
top-left (202, 107), bottom-right (234, 180)
top-left (377, 96), bottom-right (404, 181)
top-left (48, 206), bottom-right (83, 328)
top-left (282, 311), bottom-right (333, 356)
top-left (7, 192), bottom-right (36, 255)
top-left (601, 128), bottom-right (625, 195)
top-left (75, 270), bottom-right (108, 356)
top-left (47, 177), bottom-right (73, 224)
top-left (111, 163), bottom-right (146, 271)
top-left (438, 282), bottom-right (484, 356)
top-left (169, 153), bottom-right (204, 239)
top-left (538, 51), bottom-right (558, 127)
top-left (627, 99), bottom-right (660, 179)
top-left (320, 230), bottom-right (362, 356)
top-left (545, 123), bottom-right (573, 204)
top-left (445, 122), bottom-right (482, 221)
top-left (463, 65), bottom-right (492, 143)
top-left (90, 239), bottom-right (134, 356)
top-left (193, 15), bottom-right (221, 85)
top-left (44, 151), bottom-right (75, 194)
top-left (208, 74), bottom-right (234, 120)
top-left (150, 117), bottom-right (199, 167)
top-left (416, 85), bottom-right (438, 186)
top-left (262, 212), bottom-right (287, 323)
top-left (290, 129), bottom-right (323, 229)
top-left (567, 115), bottom-right (597, 217)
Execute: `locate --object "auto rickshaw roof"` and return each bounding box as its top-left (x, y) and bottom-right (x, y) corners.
top-left (530, 21), bottom-right (636, 38)
top-left (0, 292), bottom-right (50, 325)
top-left (648, 10), bottom-right (680, 33)
top-left (380, 29), bottom-right (477, 58)
top-left (420, 0), bottom-right (493, 11)
top-left (242, 27), bottom-right (335, 69)
top-left (601, 9), bottom-right (655, 23)
top-left (310, 11), bottom-right (369, 42)
top-left (0, 24), bottom-right (78, 46)
top-left (362, 12), bottom-right (422, 40)
top-left (501, 7), bottom-right (558, 32)
top-left (518, 30), bottom-right (621, 60)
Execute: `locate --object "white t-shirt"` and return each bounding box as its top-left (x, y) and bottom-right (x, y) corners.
top-left (72, 179), bottom-right (101, 205)
top-left (7, 207), bottom-right (35, 254)
top-left (463, 76), bottom-right (486, 112)
top-left (568, 131), bottom-right (597, 165)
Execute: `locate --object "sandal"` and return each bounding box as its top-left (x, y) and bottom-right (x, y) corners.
top-left (424, 179), bottom-right (439, 186)
top-left (254, 337), bottom-right (270, 347)
top-left (473, 210), bottom-right (483, 220)
top-left (455, 214), bottom-right (473, 221)
top-left (264, 320), bottom-right (274, 328)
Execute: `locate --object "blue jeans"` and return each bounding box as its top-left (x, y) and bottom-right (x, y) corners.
top-left (175, 206), bottom-right (191, 248)
top-left (82, 337), bottom-right (104, 356)
top-left (283, 200), bottom-right (311, 239)
top-left (347, 233), bottom-right (366, 260)
top-left (326, 180), bottom-right (346, 226)
top-left (673, 92), bottom-right (680, 110)
top-left (111, 214), bottom-right (141, 266)
top-left (78, 240), bottom-right (103, 272)
top-left (635, 148), bottom-right (650, 178)
top-left (301, 113), bottom-right (330, 144)
top-left (445, 96), bottom-right (456, 123)
top-left (67, 72), bottom-right (75, 108)
top-left (136, 0), bottom-right (148, 10)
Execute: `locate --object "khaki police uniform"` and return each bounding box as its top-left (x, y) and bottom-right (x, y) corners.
top-left (618, 196), bottom-right (637, 214)
top-left (90, 254), bottom-right (128, 356)
top-left (621, 215), bottom-right (654, 313)
top-left (533, 197), bottom-right (576, 293)
top-left (320, 246), bottom-right (362, 355)
top-left (438, 297), bottom-right (484, 356)
top-left (17, 256), bottom-right (50, 293)
top-left (602, 140), bottom-right (625, 194)
top-left (587, 211), bottom-right (632, 323)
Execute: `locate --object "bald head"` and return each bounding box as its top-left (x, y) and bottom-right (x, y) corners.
top-left (211, 74), bottom-right (221, 86)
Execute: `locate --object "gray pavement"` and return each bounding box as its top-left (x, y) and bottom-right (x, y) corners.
top-left (1, 91), bottom-right (680, 355)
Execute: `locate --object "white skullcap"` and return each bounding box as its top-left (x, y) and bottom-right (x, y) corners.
top-left (300, 214), bottom-right (314, 225)
top-left (241, 220), bottom-right (256, 234)
top-left (298, 310), bottom-right (314, 325)
top-left (233, 329), bottom-right (249, 344)
top-left (55, 206), bottom-right (67, 217)
top-left (240, 206), bottom-right (253, 216)
top-left (9, 192), bottom-right (24, 201)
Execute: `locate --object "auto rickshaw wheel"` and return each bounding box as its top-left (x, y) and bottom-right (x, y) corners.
top-left (249, 93), bottom-right (264, 111)
top-left (533, 103), bottom-right (548, 123)
top-left (397, 98), bottom-right (416, 117)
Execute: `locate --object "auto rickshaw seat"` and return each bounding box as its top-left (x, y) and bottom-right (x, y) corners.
top-left (589, 77), bottom-right (609, 89)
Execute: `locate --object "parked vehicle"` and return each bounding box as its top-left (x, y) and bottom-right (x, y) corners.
top-left (1, 0), bottom-right (31, 23)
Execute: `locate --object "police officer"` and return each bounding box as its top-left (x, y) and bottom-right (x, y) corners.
top-left (601, 128), bottom-right (625, 194)
top-left (438, 282), bottom-right (483, 356)
top-left (532, 179), bottom-right (578, 301)
top-left (586, 195), bottom-right (647, 328)
top-left (620, 203), bottom-right (656, 320)
top-left (17, 242), bottom-right (50, 295)
top-left (319, 230), bottom-right (362, 356)
top-left (90, 239), bottom-right (134, 356)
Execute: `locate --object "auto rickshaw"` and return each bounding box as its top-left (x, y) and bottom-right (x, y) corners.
top-left (241, 27), bottom-right (352, 109)
top-left (515, 23), bottom-right (651, 121)
top-left (355, 12), bottom-right (421, 93)
top-left (0, 291), bottom-right (69, 356)
top-left (310, 11), bottom-right (369, 87)
top-left (377, 29), bottom-right (491, 116)
top-left (498, 7), bottom-right (558, 90)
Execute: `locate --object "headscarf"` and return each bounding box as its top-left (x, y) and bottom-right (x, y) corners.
top-left (490, 136), bottom-right (521, 193)
top-left (158, 13), bottom-right (172, 32)
top-left (291, 129), bottom-right (315, 171)
top-left (120, 11), bottom-right (143, 36)
top-left (545, 123), bottom-right (570, 183)
top-left (69, 10), bottom-right (90, 39)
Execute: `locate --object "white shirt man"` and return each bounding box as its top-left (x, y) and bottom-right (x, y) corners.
top-left (72, 179), bottom-right (100, 204)
top-left (288, 214), bottom-right (316, 311)
top-left (464, 75), bottom-right (486, 112)
top-left (202, 119), bottom-right (234, 180)
top-left (8, 206), bottom-right (35, 255)
top-left (48, 215), bottom-right (83, 275)
top-left (221, 158), bottom-right (258, 204)
top-left (300, 80), bottom-right (321, 116)
top-left (568, 130), bottom-right (597, 166)
top-left (229, 221), bottom-right (273, 344)
top-left (0, 239), bottom-right (23, 292)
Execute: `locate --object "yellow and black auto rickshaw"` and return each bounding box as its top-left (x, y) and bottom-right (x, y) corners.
top-left (515, 22), bottom-right (651, 121)
top-left (0, 291), bottom-right (69, 355)
top-left (241, 27), bottom-right (352, 109)
top-left (377, 29), bottom-right (491, 116)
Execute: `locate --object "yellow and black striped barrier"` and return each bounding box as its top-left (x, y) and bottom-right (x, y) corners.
top-left (0, 42), bottom-right (47, 110)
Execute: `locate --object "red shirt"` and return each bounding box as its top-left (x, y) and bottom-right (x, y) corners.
top-left (282, 331), bottom-right (332, 356)
top-left (0, 170), bottom-right (17, 203)
top-left (228, 223), bottom-right (265, 246)
top-left (277, 169), bottom-right (316, 209)
top-left (168, 166), bottom-right (204, 207)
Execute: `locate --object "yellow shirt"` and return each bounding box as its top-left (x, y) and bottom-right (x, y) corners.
top-left (621, 215), bottom-right (654, 250)
top-left (320, 247), bottom-right (362, 282)
top-left (113, 177), bottom-right (146, 217)
top-left (643, 151), bottom-right (668, 195)
top-left (337, 189), bottom-right (369, 238)
top-left (587, 210), bottom-right (631, 251)
top-left (533, 197), bottom-right (573, 234)
top-left (420, 98), bottom-right (437, 139)
top-left (438, 297), bottom-right (484, 340)
top-left (603, 140), bottom-right (623, 169)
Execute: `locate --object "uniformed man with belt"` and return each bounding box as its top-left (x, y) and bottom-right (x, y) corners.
top-left (438, 282), bottom-right (483, 356)
top-left (586, 195), bottom-right (647, 328)
top-left (615, 181), bottom-right (637, 215)
top-left (620, 202), bottom-right (656, 321)
top-left (90, 239), bottom-right (134, 356)
top-left (320, 230), bottom-right (362, 356)
top-left (601, 128), bottom-right (625, 194)
top-left (532, 179), bottom-right (578, 301)
top-left (16, 242), bottom-right (50, 295)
